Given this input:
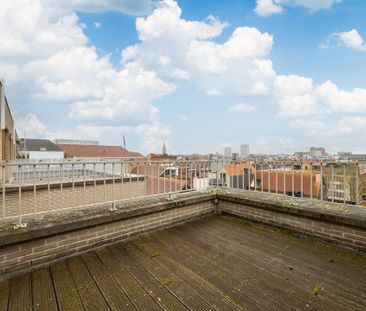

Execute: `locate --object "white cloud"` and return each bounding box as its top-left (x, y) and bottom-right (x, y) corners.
top-left (67, 63), bottom-right (175, 121)
top-left (316, 80), bottom-right (366, 113)
top-left (274, 75), bottom-right (318, 117)
top-left (94, 22), bottom-right (101, 28)
top-left (206, 89), bottom-right (222, 96)
top-left (228, 103), bottom-right (256, 112)
top-left (255, 0), bottom-right (283, 17)
top-left (122, 1), bottom-right (275, 96)
top-left (15, 113), bottom-right (48, 138)
top-left (336, 116), bottom-right (366, 134)
top-left (290, 118), bottom-right (326, 135)
top-left (322, 29), bottom-right (366, 52)
top-left (275, 74), bottom-right (366, 117)
top-left (255, 0), bottom-right (341, 17)
top-left (0, 0), bottom-right (176, 126)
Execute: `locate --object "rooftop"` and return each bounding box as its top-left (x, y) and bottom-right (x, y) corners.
top-left (57, 144), bottom-right (142, 158)
top-left (1, 214), bottom-right (366, 310)
top-left (19, 138), bottom-right (62, 152)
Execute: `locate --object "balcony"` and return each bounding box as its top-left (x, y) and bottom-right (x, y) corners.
top-left (0, 159), bottom-right (365, 310)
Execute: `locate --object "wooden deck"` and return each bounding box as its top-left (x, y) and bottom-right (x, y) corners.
top-left (1, 214), bottom-right (366, 310)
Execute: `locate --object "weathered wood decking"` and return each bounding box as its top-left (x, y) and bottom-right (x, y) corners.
top-left (1, 215), bottom-right (366, 310)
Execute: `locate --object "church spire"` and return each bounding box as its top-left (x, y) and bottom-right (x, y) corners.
top-left (162, 142), bottom-right (167, 155)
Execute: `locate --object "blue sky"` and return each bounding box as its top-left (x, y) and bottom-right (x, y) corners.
top-left (1, 0), bottom-right (366, 155)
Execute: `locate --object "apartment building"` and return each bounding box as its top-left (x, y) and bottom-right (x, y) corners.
top-left (0, 80), bottom-right (17, 161)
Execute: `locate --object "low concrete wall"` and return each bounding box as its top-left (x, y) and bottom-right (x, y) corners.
top-left (217, 189), bottom-right (366, 252)
top-left (1, 188), bottom-right (366, 279)
top-left (0, 193), bottom-right (215, 278)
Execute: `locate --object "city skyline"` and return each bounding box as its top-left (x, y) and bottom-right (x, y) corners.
top-left (1, 0), bottom-right (365, 154)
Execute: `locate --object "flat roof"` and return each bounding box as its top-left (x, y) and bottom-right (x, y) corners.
top-left (1, 215), bottom-right (366, 310)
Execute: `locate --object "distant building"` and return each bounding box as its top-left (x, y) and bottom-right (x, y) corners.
top-left (19, 139), bottom-right (64, 159)
top-left (309, 147), bottom-right (326, 157)
top-left (293, 152), bottom-right (310, 160)
top-left (240, 144), bottom-right (249, 157)
top-left (58, 144), bottom-right (142, 158)
top-left (219, 163), bottom-right (256, 189)
top-left (324, 164), bottom-right (360, 204)
top-left (338, 152), bottom-right (366, 162)
top-left (54, 139), bottom-right (99, 146)
top-left (224, 147), bottom-right (232, 159)
top-left (0, 80), bottom-right (17, 161)
top-left (338, 152), bottom-right (352, 158)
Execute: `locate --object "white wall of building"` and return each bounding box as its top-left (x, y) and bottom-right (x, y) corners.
top-left (19, 151), bottom-right (64, 160)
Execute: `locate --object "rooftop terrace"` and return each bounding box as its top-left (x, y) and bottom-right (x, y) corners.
top-left (1, 214), bottom-right (366, 310)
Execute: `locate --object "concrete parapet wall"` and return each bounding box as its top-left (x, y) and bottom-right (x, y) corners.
top-left (217, 189), bottom-right (366, 252)
top-left (0, 193), bottom-right (215, 278)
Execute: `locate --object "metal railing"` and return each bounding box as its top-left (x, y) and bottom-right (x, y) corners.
top-left (0, 158), bottom-right (364, 228)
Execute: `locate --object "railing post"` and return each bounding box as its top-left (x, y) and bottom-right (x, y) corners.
top-left (356, 163), bottom-right (360, 206)
top-left (310, 162), bottom-right (313, 199)
top-left (343, 163), bottom-right (346, 204)
top-left (2, 164), bottom-right (6, 220)
top-left (14, 164), bottom-right (27, 229)
top-left (331, 165), bottom-right (334, 203)
top-left (320, 163), bottom-right (324, 201)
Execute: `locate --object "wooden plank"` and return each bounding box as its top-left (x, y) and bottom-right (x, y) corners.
top-left (121, 242), bottom-right (214, 311)
top-left (130, 238), bottom-right (243, 311)
top-left (95, 247), bottom-right (163, 311)
top-left (192, 216), bottom-right (366, 309)
top-left (32, 268), bottom-right (58, 311)
top-left (81, 252), bottom-right (135, 311)
top-left (67, 256), bottom-right (109, 311)
top-left (0, 279), bottom-right (10, 311)
top-left (108, 245), bottom-right (188, 311)
top-left (149, 229), bottom-right (281, 311)
top-left (8, 274), bottom-right (32, 311)
top-left (51, 261), bottom-right (84, 311)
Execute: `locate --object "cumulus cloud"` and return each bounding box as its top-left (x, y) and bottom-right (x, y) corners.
top-left (274, 75), bottom-right (318, 117)
top-left (255, 0), bottom-right (283, 16)
top-left (15, 113), bottom-right (48, 138)
top-left (316, 81), bottom-right (366, 113)
top-left (275, 74), bottom-right (366, 117)
top-left (336, 116), bottom-right (366, 134)
top-left (290, 118), bottom-right (326, 134)
top-left (228, 103), bottom-right (256, 112)
top-left (255, 0), bottom-right (341, 17)
top-left (322, 29), bottom-right (366, 52)
top-left (122, 0), bottom-right (275, 96)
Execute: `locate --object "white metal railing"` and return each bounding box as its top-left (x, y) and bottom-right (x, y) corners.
top-left (0, 158), bottom-right (364, 228)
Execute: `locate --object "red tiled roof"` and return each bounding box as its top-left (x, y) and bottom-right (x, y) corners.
top-left (256, 170), bottom-right (322, 198)
top-left (58, 144), bottom-right (142, 158)
top-left (221, 163), bottom-right (256, 176)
